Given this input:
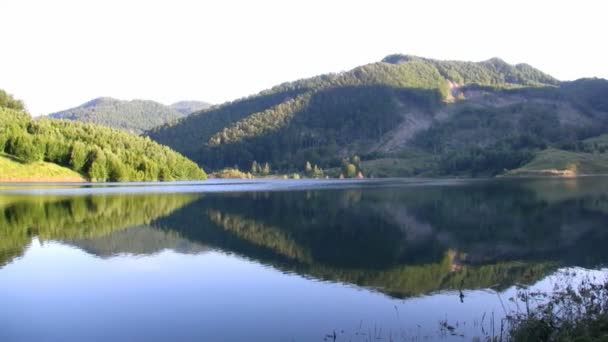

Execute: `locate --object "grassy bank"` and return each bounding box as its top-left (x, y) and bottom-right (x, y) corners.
top-left (0, 153), bottom-right (85, 182)
top-left (506, 149), bottom-right (608, 177)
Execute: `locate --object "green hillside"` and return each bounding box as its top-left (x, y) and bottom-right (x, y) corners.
top-left (146, 55), bottom-right (608, 176)
top-left (49, 97), bottom-right (201, 134)
top-left (0, 91), bottom-right (206, 182)
top-left (506, 149), bottom-right (608, 176)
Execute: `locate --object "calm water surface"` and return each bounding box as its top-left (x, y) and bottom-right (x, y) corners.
top-left (1, 178), bottom-right (608, 341)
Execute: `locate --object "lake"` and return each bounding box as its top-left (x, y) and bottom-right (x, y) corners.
top-left (1, 178), bottom-right (608, 341)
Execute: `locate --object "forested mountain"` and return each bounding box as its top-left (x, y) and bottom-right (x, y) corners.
top-left (0, 90), bottom-right (206, 181)
top-left (49, 97), bottom-right (208, 134)
top-left (147, 55), bottom-right (608, 176)
top-left (170, 101), bottom-right (212, 115)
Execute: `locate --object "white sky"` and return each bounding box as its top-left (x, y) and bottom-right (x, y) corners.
top-left (1, 0), bottom-right (606, 116)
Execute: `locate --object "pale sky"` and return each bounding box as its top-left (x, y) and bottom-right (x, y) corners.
top-left (1, 0), bottom-right (606, 116)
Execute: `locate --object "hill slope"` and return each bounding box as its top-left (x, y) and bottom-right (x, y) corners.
top-left (1, 91), bottom-right (206, 182)
top-left (147, 56), bottom-right (608, 176)
top-left (49, 97), bottom-right (207, 134)
top-left (147, 55), bottom-right (605, 174)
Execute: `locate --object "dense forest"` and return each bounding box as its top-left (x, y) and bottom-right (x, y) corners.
top-left (148, 55), bottom-right (608, 176)
top-left (49, 97), bottom-right (209, 134)
top-left (0, 90), bottom-right (206, 181)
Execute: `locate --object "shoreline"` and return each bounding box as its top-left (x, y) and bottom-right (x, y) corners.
top-left (4, 174), bottom-right (608, 185)
top-left (0, 176), bottom-right (86, 183)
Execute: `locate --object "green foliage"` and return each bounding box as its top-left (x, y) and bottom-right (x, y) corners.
top-left (49, 97), bottom-right (193, 134)
top-left (560, 78), bottom-right (608, 112)
top-left (508, 279), bottom-right (608, 342)
top-left (338, 156), bottom-right (363, 178)
top-left (208, 95), bottom-right (311, 146)
top-left (250, 160), bottom-right (259, 174)
top-left (305, 161), bottom-right (312, 174)
top-left (212, 168), bottom-right (253, 179)
top-left (6, 134), bottom-right (44, 163)
top-left (382, 55), bottom-right (559, 87)
top-left (0, 135), bottom-right (6, 152)
top-left (197, 85), bottom-right (417, 170)
top-left (261, 162), bottom-right (271, 175)
top-left (86, 147), bottom-right (108, 181)
top-left (69, 141), bottom-right (88, 172)
top-left (0, 92), bottom-right (206, 181)
top-left (312, 164), bottom-right (323, 178)
top-left (302, 161), bottom-right (324, 178)
top-left (107, 153), bottom-right (129, 182)
top-left (438, 145), bottom-right (534, 176)
top-left (147, 90), bottom-right (307, 157)
top-left (149, 54), bottom-right (564, 174)
top-left (0, 89), bottom-right (24, 110)
top-left (356, 155), bottom-right (434, 178)
top-left (344, 163), bottom-right (357, 178)
top-left (507, 148), bottom-right (608, 176)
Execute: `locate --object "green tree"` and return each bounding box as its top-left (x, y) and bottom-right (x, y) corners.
top-left (86, 147), bottom-right (108, 181)
top-left (312, 164), bottom-right (323, 178)
top-left (262, 162), bottom-right (271, 175)
top-left (44, 139), bottom-right (69, 165)
top-left (0, 89), bottom-right (25, 110)
top-left (251, 160), bottom-right (259, 174)
top-left (137, 157), bottom-right (159, 181)
top-left (305, 161), bottom-right (312, 175)
top-left (0, 131), bottom-right (8, 152)
top-left (344, 163), bottom-right (357, 178)
top-left (7, 134), bottom-right (42, 163)
top-left (107, 153), bottom-right (129, 182)
top-left (158, 167), bottom-right (174, 181)
top-left (68, 141), bottom-right (88, 172)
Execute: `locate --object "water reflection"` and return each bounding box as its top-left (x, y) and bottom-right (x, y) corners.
top-left (0, 194), bottom-right (199, 266)
top-left (2, 178), bottom-right (608, 299)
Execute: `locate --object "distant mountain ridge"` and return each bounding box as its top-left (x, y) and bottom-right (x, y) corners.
top-left (147, 54), bottom-right (608, 176)
top-left (49, 97), bottom-right (210, 134)
top-left (170, 101), bottom-right (212, 115)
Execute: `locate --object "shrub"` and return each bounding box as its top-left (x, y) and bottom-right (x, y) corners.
top-left (7, 134), bottom-right (43, 163)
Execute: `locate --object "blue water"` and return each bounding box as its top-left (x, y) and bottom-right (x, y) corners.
top-left (1, 178), bottom-right (607, 341)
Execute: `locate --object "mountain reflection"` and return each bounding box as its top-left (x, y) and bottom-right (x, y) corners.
top-left (0, 194), bottom-right (200, 266)
top-left (2, 178), bottom-right (608, 298)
